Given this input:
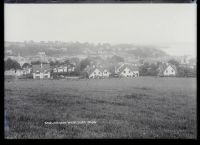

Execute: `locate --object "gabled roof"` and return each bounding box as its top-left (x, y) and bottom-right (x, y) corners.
top-left (158, 63), bottom-right (177, 76)
top-left (117, 64), bottom-right (139, 74)
top-left (85, 66), bottom-right (110, 76)
top-left (86, 67), bottom-right (99, 75)
top-left (32, 63), bottom-right (50, 73)
top-left (98, 67), bottom-right (110, 73)
top-left (22, 63), bottom-right (32, 68)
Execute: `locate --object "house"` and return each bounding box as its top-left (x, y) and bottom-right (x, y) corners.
top-left (87, 67), bottom-right (103, 79)
top-left (100, 68), bottom-right (110, 78)
top-left (53, 68), bottom-right (58, 73)
top-left (22, 63), bottom-right (32, 75)
top-left (158, 63), bottom-right (177, 77)
top-left (85, 65), bottom-right (111, 79)
top-left (67, 64), bottom-right (75, 72)
top-left (4, 69), bottom-right (23, 77)
top-left (15, 69), bottom-right (23, 76)
top-left (32, 63), bottom-right (50, 79)
top-left (53, 66), bottom-right (65, 73)
top-left (16, 53), bottom-right (27, 67)
top-left (57, 66), bottom-right (64, 73)
top-left (52, 64), bottom-right (75, 74)
top-left (5, 69), bottom-right (16, 76)
top-left (63, 66), bottom-right (68, 72)
top-left (37, 52), bottom-right (49, 63)
top-left (115, 63), bottom-right (139, 78)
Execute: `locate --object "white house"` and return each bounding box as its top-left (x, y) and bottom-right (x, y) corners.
top-left (63, 66), bottom-right (68, 72)
top-left (53, 64), bottom-right (75, 74)
top-left (53, 68), bottom-right (58, 73)
top-left (85, 66), bottom-right (111, 79)
top-left (119, 67), bottom-right (134, 77)
top-left (32, 63), bottom-right (50, 79)
top-left (57, 67), bottom-right (64, 73)
top-left (22, 63), bottom-right (32, 75)
top-left (5, 69), bottom-right (16, 76)
top-left (88, 68), bottom-right (102, 79)
top-left (4, 69), bottom-right (23, 77)
top-left (15, 69), bottom-right (23, 76)
top-left (158, 63), bottom-right (177, 77)
top-left (116, 64), bottom-right (139, 78)
top-left (101, 69), bottom-right (110, 78)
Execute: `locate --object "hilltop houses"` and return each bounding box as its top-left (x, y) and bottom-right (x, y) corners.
top-left (158, 63), bottom-right (177, 77)
top-left (32, 63), bottom-right (51, 79)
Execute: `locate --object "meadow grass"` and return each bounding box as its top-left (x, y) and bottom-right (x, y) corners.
top-left (4, 77), bottom-right (196, 138)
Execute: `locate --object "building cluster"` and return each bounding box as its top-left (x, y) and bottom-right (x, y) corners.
top-left (5, 60), bottom-right (180, 79)
top-left (4, 61), bottom-right (141, 79)
top-left (4, 62), bottom-right (77, 79)
top-left (83, 63), bottom-right (140, 79)
top-left (53, 64), bottom-right (75, 73)
top-left (5, 50), bottom-right (196, 79)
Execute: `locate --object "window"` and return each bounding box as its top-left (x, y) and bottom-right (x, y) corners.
top-left (94, 72), bottom-right (96, 75)
top-left (129, 71), bottom-right (131, 73)
top-left (44, 70), bottom-right (48, 74)
top-left (36, 70), bottom-right (40, 74)
top-left (124, 71), bottom-right (126, 73)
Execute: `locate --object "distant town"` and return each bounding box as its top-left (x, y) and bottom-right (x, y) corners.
top-left (4, 41), bottom-right (196, 80)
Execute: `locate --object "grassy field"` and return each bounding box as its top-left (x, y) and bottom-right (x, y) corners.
top-left (4, 77), bottom-right (196, 139)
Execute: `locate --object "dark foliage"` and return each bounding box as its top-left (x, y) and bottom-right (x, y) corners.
top-left (5, 58), bottom-right (21, 70)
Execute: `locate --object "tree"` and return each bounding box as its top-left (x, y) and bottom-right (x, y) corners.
top-left (109, 55), bottom-right (124, 64)
top-left (22, 62), bottom-right (31, 68)
top-left (79, 58), bottom-right (91, 72)
top-left (5, 58), bottom-right (21, 70)
top-left (139, 62), bottom-right (149, 76)
top-left (49, 61), bottom-right (60, 67)
top-left (168, 59), bottom-right (179, 67)
top-left (31, 61), bottom-right (41, 65)
top-left (148, 63), bottom-right (159, 76)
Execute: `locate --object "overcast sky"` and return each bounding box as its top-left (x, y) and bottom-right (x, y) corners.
top-left (4, 4), bottom-right (196, 56)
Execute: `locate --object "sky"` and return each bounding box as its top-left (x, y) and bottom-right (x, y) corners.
top-left (4, 4), bottom-right (196, 56)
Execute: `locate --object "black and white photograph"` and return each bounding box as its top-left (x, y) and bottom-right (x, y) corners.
top-left (4, 3), bottom-right (197, 139)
